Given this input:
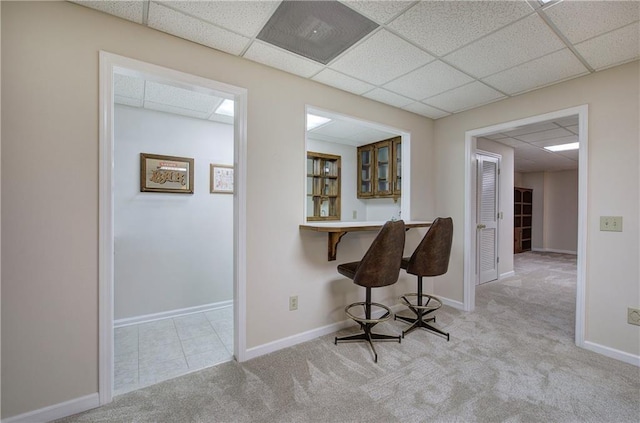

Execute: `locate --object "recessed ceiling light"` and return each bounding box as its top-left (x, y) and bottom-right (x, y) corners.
top-left (544, 142), bottom-right (579, 152)
top-left (215, 99), bottom-right (234, 117)
top-left (307, 114), bottom-right (331, 130)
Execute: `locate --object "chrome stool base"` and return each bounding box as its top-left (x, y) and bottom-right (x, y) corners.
top-left (335, 301), bottom-right (401, 363)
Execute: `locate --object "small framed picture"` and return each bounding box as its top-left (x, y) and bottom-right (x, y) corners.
top-left (210, 164), bottom-right (234, 194)
top-left (140, 153), bottom-right (194, 194)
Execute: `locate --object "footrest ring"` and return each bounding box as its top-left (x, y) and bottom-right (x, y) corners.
top-left (399, 293), bottom-right (443, 312)
top-left (345, 302), bottom-right (392, 324)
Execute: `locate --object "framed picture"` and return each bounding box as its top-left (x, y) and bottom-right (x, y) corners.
top-left (210, 164), bottom-right (234, 194)
top-left (140, 153), bottom-right (194, 194)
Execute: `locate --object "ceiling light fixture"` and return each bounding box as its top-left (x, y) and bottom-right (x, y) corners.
top-left (307, 114), bottom-right (331, 130)
top-left (544, 142), bottom-right (579, 152)
top-left (215, 99), bottom-right (234, 116)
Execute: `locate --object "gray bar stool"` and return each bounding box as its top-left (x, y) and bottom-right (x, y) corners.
top-left (396, 217), bottom-right (453, 340)
top-left (334, 220), bottom-right (406, 362)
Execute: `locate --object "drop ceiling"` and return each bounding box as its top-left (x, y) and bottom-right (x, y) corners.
top-left (91, 1), bottom-right (636, 172)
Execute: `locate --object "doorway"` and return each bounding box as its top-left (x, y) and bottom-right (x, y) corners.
top-left (99, 52), bottom-right (248, 405)
top-left (463, 105), bottom-right (588, 348)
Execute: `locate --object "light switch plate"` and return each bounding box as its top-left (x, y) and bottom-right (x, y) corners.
top-left (600, 216), bottom-right (622, 232)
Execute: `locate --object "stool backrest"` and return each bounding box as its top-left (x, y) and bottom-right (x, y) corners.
top-left (406, 217), bottom-right (453, 277)
top-left (353, 220), bottom-right (406, 288)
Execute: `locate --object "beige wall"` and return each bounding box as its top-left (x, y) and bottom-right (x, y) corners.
top-left (434, 61), bottom-right (639, 358)
top-left (1, 2), bottom-right (434, 418)
top-left (477, 138), bottom-right (515, 277)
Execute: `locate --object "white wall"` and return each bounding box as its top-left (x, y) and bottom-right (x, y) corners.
top-left (1, 3), bottom-right (434, 418)
top-left (114, 105), bottom-right (233, 320)
top-left (521, 170), bottom-right (578, 254)
top-left (477, 138), bottom-right (515, 277)
top-left (434, 61), bottom-right (639, 360)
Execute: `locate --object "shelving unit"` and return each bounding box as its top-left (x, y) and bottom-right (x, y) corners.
top-left (307, 152), bottom-right (341, 221)
top-left (514, 187), bottom-right (533, 253)
top-left (357, 136), bottom-right (401, 200)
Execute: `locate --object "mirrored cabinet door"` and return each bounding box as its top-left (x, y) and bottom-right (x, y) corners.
top-left (307, 151), bottom-right (341, 221)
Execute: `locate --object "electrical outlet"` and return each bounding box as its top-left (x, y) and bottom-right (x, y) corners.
top-left (289, 295), bottom-right (298, 311)
top-left (628, 308), bottom-right (640, 326)
top-left (600, 216), bottom-right (623, 232)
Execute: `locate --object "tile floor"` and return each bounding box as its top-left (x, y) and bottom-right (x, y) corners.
top-left (114, 307), bottom-right (233, 395)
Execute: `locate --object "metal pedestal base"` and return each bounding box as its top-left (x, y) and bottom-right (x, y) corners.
top-left (396, 293), bottom-right (450, 341)
top-left (335, 291), bottom-right (400, 363)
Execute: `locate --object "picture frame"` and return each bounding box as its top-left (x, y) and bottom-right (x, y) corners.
top-left (140, 153), bottom-right (194, 194)
top-left (210, 164), bottom-right (234, 194)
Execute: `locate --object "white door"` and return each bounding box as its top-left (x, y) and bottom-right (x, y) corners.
top-left (477, 154), bottom-right (499, 284)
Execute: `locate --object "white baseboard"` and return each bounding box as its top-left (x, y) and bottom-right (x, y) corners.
top-left (439, 296), bottom-right (465, 310)
top-left (583, 341), bottom-right (640, 367)
top-left (500, 271), bottom-right (515, 279)
top-left (114, 301), bottom-right (232, 328)
top-left (531, 248), bottom-right (577, 255)
top-left (1, 393), bottom-right (99, 423)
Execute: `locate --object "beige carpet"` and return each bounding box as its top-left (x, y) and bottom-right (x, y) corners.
top-left (58, 252), bottom-right (640, 422)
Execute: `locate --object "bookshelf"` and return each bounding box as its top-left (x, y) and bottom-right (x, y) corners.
top-left (307, 152), bottom-right (341, 221)
top-left (514, 187), bottom-right (533, 253)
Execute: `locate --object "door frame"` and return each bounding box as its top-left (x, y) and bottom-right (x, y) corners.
top-left (476, 150), bottom-right (501, 284)
top-left (463, 104), bottom-right (588, 349)
top-left (98, 51), bottom-right (248, 405)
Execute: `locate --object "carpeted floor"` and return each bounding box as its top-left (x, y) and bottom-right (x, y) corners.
top-left (58, 252), bottom-right (640, 422)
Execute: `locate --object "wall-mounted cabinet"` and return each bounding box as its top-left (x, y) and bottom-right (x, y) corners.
top-left (307, 152), bottom-right (341, 221)
top-left (357, 136), bottom-right (401, 200)
top-left (514, 187), bottom-right (533, 253)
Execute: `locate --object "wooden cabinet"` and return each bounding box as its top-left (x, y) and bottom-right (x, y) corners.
top-left (357, 136), bottom-right (401, 200)
top-left (307, 152), bottom-right (341, 221)
top-left (514, 187), bottom-right (532, 253)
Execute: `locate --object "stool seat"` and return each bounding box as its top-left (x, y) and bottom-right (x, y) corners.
top-left (337, 261), bottom-right (358, 279)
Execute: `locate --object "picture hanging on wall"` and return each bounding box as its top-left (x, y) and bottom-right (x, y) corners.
top-left (210, 164), bottom-right (234, 194)
top-left (140, 153), bottom-right (194, 194)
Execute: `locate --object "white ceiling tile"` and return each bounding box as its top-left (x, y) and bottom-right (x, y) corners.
top-left (72, 1), bottom-right (144, 23)
top-left (243, 41), bottom-right (325, 78)
top-left (424, 82), bottom-right (505, 113)
top-left (340, 1), bottom-right (413, 24)
top-left (482, 49), bottom-right (588, 95)
top-left (543, 0), bottom-right (639, 44)
top-left (144, 101), bottom-right (211, 120)
top-left (330, 30), bottom-right (434, 85)
top-left (495, 137), bottom-right (529, 148)
top-left (445, 14), bottom-right (566, 78)
top-left (114, 95), bottom-right (143, 108)
top-left (156, 0), bottom-right (280, 37)
top-left (402, 102), bottom-right (450, 119)
top-left (312, 69), bottom-right (375, 95)
top-left (388, 1), bottom-right (532, 56)
top-left (348, 127), bottom-right (398, 144)
top-left (554, 116), bottom-right (579, 128)
top-left (556, 149), bottom-right (579, 161)
top-left (363, 88), bottom-right (414, 108)
top-left (575, 22), bottom-right (640, 71)
top-left (383, 61), bottom-right (474, 101)
top-left (148, 3), bottom-right (251, 56)
top-left (513, 127), bottom-right (573, 143)
top-left (484, 133), bottom-right (509, 141)
top-left (114, 73), bottom-right (145, 101)
top-left (528, 135), bottom-right (578, 147)
top-left (565, 125), bottom-right (579, 135)
top-left (503, 122), bottom-right (561, 137)
top-left (145, 81), bottom-right (219, 113)
top-left (311, 120), bottom-right (363, 139)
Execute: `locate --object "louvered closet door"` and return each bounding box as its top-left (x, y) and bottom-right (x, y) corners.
top-left (477, 154), bottom-right (499, 284)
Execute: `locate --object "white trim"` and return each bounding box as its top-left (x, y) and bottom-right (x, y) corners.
top-left (583, 341), bottom-right (640, 367)
top-left (531, 247), bottom-right (577, 255)
top-left (1, 394), bottom-right (99, 423)
top-left (499, 270), bottom-right (515, 279)
top-left (114, 302), bottom-right (232, 328)
top-left (98, 52), bottom-right (249, 404)
top-left (439, 296), bottom-right (465, 310)
top-left (464, 105), bottom-right (588, 349)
